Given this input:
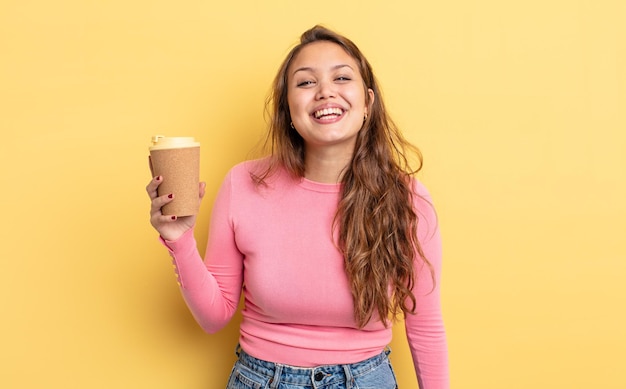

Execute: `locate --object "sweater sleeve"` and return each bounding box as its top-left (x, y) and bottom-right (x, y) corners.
top-left (160, 170), bottom-right (243, 333)
top-left (405, 182), bottom-right (449, 388)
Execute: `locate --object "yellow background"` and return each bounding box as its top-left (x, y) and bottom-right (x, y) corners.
top-left (1, 0), bottom-right (624, 388)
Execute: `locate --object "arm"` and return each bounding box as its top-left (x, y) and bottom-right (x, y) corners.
top-left (156, 171), bottom-right (244, 333)
top-left (405, 183), bottom-right (449, 388)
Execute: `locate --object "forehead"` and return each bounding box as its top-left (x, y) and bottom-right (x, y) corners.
top-left (289, 41), bottom-right (359, 73)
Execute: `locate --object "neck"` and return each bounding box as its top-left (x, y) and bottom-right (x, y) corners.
top-left (303, 146), bottom-right (353, 184)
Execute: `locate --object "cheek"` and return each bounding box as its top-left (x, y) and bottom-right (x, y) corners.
top-left (287, 103), bottom-right (301, 122)
top-left (287, 93), bottom-right (312, 121)
top-left (286, 91), bottom-right (300, 112)
top-left (345, 86), bottom-right (368, 109)
top-left (286, 95), bottom-right (297, 119)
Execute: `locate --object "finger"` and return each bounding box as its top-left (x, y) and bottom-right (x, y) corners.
top-left (149, 212), bottom-right (180, 231)
top-left (150, 193), bottom-right (174, 214)
top-left (146, 175), bottom-right (162, 198)
top-left (151, 213), bottom-right (179, 224)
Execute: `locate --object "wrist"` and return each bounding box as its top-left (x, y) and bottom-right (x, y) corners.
top-left (160, 228), bottom-right (189, 242)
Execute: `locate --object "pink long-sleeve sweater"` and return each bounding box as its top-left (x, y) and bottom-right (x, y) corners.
top-left (161, 159), bottom-right (449, 388)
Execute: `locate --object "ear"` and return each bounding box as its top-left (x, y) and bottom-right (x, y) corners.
top-left (365, 88), bottom-right (375, 116)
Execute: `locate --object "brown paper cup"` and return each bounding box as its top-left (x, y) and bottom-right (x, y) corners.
top-left (149, 137), bottom-right (200, 217)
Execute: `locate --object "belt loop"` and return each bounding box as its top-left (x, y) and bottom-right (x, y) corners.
top-left (342, 364), bottom-right (355, 389)
top-left (234, 343), bottom-right (242, 357)
top-left (384, 345), bottom-right (392, 356)
top-left (269, 364), bottom-right (282, 389)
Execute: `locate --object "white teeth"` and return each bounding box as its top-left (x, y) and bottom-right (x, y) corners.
top-left (314, 107), bottom-right (343, 119)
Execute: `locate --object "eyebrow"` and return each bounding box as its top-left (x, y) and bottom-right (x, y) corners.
top-left (292, 64), bottom-right (354, 76)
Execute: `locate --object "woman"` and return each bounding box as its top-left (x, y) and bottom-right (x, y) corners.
top-left (147, 25), bottom-right (449, 388)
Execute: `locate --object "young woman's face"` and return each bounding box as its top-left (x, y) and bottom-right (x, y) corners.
top-left (287, 41), bottom-right (374, 156)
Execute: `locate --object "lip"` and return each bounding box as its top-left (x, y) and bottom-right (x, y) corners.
top-left (310, 103), bottom-right (346, 115)
top-left (310, 103), bottom-right (346, 123)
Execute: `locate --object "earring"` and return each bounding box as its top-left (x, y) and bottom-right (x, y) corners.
top-left (363, 114), bottom-right (368, 121)
top-left (290, 122), bottom-right (295, 129)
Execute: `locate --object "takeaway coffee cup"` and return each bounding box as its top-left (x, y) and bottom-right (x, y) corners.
top-left (149, 135), bottom-right (200, 216)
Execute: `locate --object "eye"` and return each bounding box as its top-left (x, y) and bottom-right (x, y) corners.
top-left (296, 80), bottom-right (315, 87)
top-left (335, 76), bottom-right (352, 82)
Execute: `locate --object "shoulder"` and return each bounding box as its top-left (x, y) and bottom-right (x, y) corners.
top-left (410, 177), bottom-right (435, 209)
top-left (225, 157), bottom-right (273, 183)
top-left (411, 177), bottom-right (432, 198)
top-left (410, 177), bottom-right (439, 241)
top-left (225, 157), bottom-right (294, 193)
top-left (228, 157), bottom-right (271, 176)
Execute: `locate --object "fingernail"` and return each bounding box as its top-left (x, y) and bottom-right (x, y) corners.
top-left (171, 216), bottom-right (176, 220)
top-left (156, 176), bottom-right (161, 181)
top-left (168, 194), bottom-right (173, 199)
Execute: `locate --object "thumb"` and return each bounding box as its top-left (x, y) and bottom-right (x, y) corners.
top-left (199, 182), bottom-right (207, 200)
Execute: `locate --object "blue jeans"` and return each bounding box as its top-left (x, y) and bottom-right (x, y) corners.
top-left (226, 346), bottom-right (398, 389)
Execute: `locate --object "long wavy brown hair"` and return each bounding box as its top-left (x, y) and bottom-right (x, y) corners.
top-left (253, 25), bottom-right (434, 328)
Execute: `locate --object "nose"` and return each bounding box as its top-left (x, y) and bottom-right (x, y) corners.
top-left (315, 79), bottom-right (336, 100)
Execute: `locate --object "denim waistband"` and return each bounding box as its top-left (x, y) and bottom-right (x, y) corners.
top-left (234, 345), bottom-right (391, 387)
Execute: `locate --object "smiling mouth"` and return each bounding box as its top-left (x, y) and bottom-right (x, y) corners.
top-left (313, 107), bottom-right (344, 120)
